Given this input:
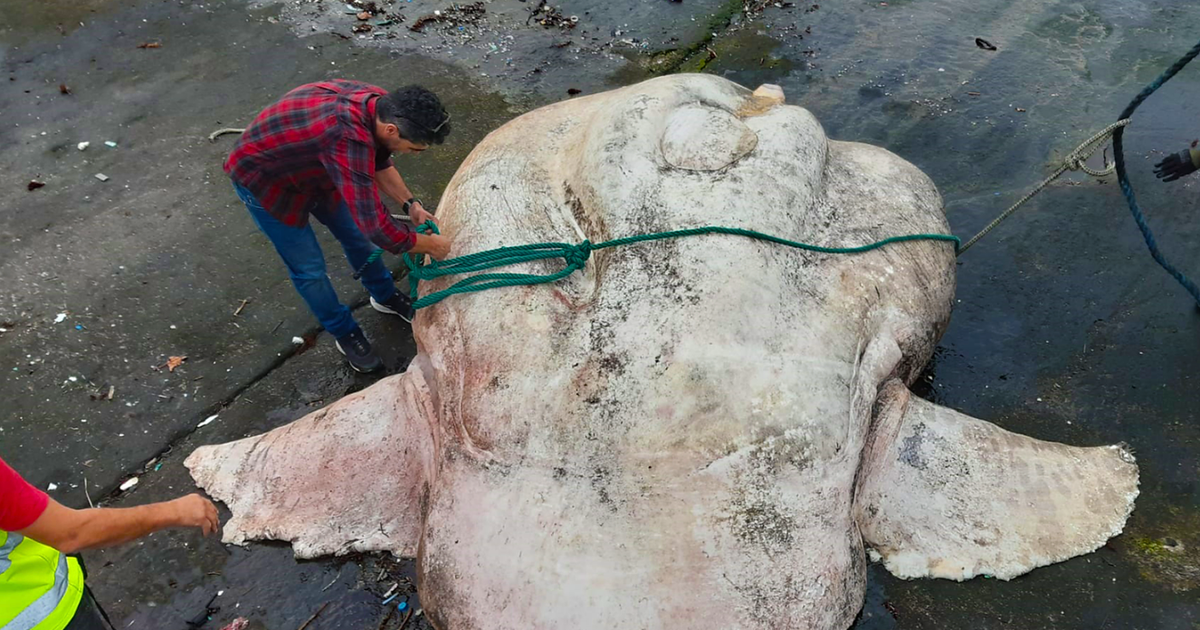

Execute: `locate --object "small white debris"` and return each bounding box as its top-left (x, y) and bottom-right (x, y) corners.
top-left (119, 477), bottom-right (138, 492)
top-left (47, 483), bottom-right (58, 491)
top-left (292, 336), bottom-right (305, 345)
top-left (94, 173), bottom-right (110, 182)
top-left (77, 141), bottom-right (90, 151)
top-left (104, 141), bottom-right (118, 148)
top-left (68, 376), bottom-right (78, 382)
top-left (197, 414), bottom-right (218, 428)
top-left (54, 313), bottom-right (68, 323)
top-left (217, 590), bottom-right (224, 597)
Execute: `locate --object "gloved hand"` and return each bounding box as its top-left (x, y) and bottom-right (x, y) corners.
top-left (1153, 148), bottom-right (1200, 182)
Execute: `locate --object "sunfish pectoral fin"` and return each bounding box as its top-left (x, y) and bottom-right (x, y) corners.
top-left (852, 379), bottom-right (1138, 581)
top-left (184, 356), bottom-right (439, 559)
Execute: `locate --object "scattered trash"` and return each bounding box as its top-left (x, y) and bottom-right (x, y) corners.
top-left (185, 594), bottom-right (220, 629)
top-left (27, 180), bottom-right (45, 191)
top-left (84, 477), bottom-right (94, 508)
top-left (292, 336), bottom-right (305, 345)
top-left (90, 385), bottom-right (115, 401)
top-left (104, 140), bottom-right (117, 148)
top-left (75, 324), bottom-right (83, 330)
top-left (136, 42), bottom-right (162, 49)
top-left (154, 462), bottom-right (163, 471)
top-left (381, 593), bottom-right (398, 606)
top-left (119, 477), bottom-right (138, 492)
top-left (975, 37), bottom-right (998, 51)
top-left (411, 2), bottom-right (485, 32)
top-left (352, 22), bottom-right (373, 33)
top-left (967, 91), bottom-right (981, 96)
top-left (296, 602), bottom-right (330, 630)
top-left (54, 313), bottom-right (68, 323)
top-left (567, 88), bottom-right (582, 95)
top-left (47, 482), bottom-right (58, 491)
top-left (344, 4), bottom-right (359, 13)
top-left (233, 298), bottom-right (251, 316)
top-left (397, 600), bottom-right (408, 611)
top-left (356, 11), bottom-right (371, 20)
top-left (77, 141), bottom-right (90, 151)
top-left (94, 173), bottom-right (110, 182)
top-left (59, 83), bottom-right (71, 95)
top-left (166, 356), bottom-right (187, 372)
top-left (322, 568), bottom-right (342, 592)
top-left (1015, 107), bottom-right (1027, 113)
top-left (526, 0), bottom-right (577, 29)
top-left (370, 18), bottom-right (394, 26)
top-left (267, 16), bottom-right (278, 23)
top-left (218, 619), bottom-right (248, 630)
top-left (197, 414), bottom-right (218, 428)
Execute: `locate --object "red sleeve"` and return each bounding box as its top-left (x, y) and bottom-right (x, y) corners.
top-left (320, 133), bottom-right (415, 254)
top-left (1, 456), bottom-right (49, 531)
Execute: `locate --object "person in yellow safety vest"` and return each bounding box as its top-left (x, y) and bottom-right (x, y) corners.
top-left (2, 455), bottom-right (218, 630)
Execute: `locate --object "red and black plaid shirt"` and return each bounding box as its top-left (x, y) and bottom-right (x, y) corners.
top-left (224, 80), bottom-right (416, 253)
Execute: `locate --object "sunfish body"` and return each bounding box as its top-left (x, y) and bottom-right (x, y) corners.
top-left (187, 75), bottom-right (1137, 629)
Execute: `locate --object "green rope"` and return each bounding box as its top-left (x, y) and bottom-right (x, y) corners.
top-left (399, 221), bottom-right (959, 310)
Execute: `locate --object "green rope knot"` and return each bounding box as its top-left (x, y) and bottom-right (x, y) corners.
top-left (565, 240), bottom-right (592, 270)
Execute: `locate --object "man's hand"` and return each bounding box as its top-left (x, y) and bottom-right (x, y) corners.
top-left (170, 494), bottom-right (219, 536)
top-left (1154, 148), bottom-right (1200, 182)
top-left (411, 233), bottom-right (452, 260)
top-left (409, 202), bottom-right (438, 227)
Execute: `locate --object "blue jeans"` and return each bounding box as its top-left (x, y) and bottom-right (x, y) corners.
top-left (234, 182), bottom-right (396, 338)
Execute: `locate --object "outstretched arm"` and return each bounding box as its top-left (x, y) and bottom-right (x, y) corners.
top-left (20, 494), bottom-right (219, 554)
top-left (1154, 146), bottom-right (1200, 182)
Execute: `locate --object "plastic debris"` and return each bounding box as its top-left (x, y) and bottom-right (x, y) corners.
top-left (197, 414), bottom-right (218, 428)
top-left (28, 180), bottom-right (45, 191)
top-left (95, 173), bottom-right (110, 182)
top-left (55, 313), bottom-right (68, 323)
top-left (77, 141), bottom-right (90, 151)
top-left (398, 600), bottom-right (408, 611)
top-left (75, 324), bottom-right (83, 330)
top-left (218, 618), bottom-right (248, 630)
top-left (292, 336), bottom-right (305, 345)
top-left (136, 42), bottom-right (162, 49)
top-left (47, 483), bottom-right (58, 491)
top-left (166, 356), bottom-right (187, 372)
top-left (59, 84), bottom-right (71, 95)
top-left (975, 37), bottom-right (998, 51)
top-left (119, 477), bottom-right (138, 492)
top-left (104, 141), bottom-right (118, 148)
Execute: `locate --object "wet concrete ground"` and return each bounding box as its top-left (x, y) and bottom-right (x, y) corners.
top-left (2, 0), bottom-right (1198, 628)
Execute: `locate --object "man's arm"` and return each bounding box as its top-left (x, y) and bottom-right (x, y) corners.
top-left (321, 140), bottom-right (450, 259)
top-left (376, 165), bottom-right (438, 227)
top-left (19, 494), bottom-right (218, 554)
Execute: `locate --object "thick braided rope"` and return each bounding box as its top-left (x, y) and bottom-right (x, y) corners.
top-left (1112, 37), bottom-right (1200, 308)
top-left (402, 222), bottom-right (959, 310)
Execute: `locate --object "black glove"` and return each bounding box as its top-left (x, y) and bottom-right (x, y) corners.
top-left (1153, 148), bottom-right (1200, 182)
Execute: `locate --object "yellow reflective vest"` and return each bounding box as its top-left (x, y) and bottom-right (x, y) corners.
top-left (0, 531), bottom-right (84, 630)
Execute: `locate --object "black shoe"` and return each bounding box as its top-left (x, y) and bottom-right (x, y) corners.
top-left (334, 329), bottom-right (383, 373)
top-left (370, 292), bottom-right (416, 323)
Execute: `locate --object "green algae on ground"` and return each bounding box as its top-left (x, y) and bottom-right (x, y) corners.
top-left (1123, 506), bottom-right (1200, 592)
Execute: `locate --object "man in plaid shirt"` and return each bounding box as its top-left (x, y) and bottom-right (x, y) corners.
top-left (226, 81), bottom-right (452, 372)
